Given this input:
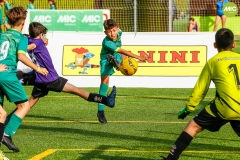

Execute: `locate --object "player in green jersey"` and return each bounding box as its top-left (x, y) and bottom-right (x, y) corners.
top-left (97, 19), bottom-right (149, 123)
top-left (0, 6), bottom-right (48, 152)
top-left (27, 0), bottom-right (36, 9)
top-left (0, 0), bottom-right (4, 33)
top-left (160, 28), bottom-right (240, 160)
top-left (2, 0), bottom-right (10, 30)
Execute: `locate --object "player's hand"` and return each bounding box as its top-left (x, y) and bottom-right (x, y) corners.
top-left (0, 64), bottom-right (7, 72)
top-left (178, 107), bottom-right (190, 119)
top-left (138, 55), bottom-right (149, 61)
top-left (42, 37), bottom-right (48, 46)
top-left (28, 43), bottom-right (36, 50)
top-left (37, 67), bottom-right (49, 76)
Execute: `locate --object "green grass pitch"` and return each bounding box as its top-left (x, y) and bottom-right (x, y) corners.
top-left (1, 87), bottom-right (240, 160)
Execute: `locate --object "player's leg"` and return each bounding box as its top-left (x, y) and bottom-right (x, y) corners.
top-left (162, 119), bottom-right (201, 160)
top-left (61, 80), bottom-right (116, 107)
top-left (162, 107), bottom-right (227, 160)
top-left (97, 76), bottom-right (109, 123)
top-left (221, 15), bottom-right (227, 28)
top-left (0, 96), bottom-right (9, 159)
top-left (3, 101), bottom-right (30, 152)
top-left (213, 15), bottom-right (221, 31)
top-left (1, 79), bottom-right (30, 152)
top-left (230, 120), bottom-right (240, 137)
top-left (97, 60), bottom-right (115, 123)
top-left (5, 83), bottom-right (44, 125)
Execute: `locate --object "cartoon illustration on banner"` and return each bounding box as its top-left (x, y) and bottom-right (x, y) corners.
top-left (62, 45), bottom-right (207, 76)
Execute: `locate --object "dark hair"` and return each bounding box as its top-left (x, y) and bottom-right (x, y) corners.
top-left (29, 22), bottom-right (48, 38)
top-left (215, 28), bottom-right (234, 50)
top-left (0, 0), bottom-right (3, 3)
top-left (6, 6), bottom-right (27, 26)
top-left (29, 0), bottom-right (34, 3)
top-left (189, 17), bottom-right (194, 21)
top-left (48, 0), bottom-right (57, 9)
top-left (103, 19), bottom-right (118, 30)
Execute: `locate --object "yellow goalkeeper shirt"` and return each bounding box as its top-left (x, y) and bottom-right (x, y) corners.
top-left (186, 50), bottom-right (240, 120)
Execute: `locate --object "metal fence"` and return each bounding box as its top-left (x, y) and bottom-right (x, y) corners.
top-left (7, 0), bottom-right (240, 34)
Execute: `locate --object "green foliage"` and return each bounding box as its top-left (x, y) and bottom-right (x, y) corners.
top-left (2, 87), bottom-right (240, 159)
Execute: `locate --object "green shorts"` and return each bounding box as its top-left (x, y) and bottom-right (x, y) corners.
top-left (0, 78), bottom-right (28, 104)
top-left (100, 53), bottom-right (122, 76)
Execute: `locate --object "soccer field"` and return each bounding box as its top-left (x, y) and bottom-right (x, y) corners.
top-left (2, 87), bottom-right (240, 160)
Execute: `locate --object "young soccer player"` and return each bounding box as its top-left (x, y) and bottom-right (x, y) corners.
top-left (27, 0), bottom-right (36, 9)
top-left (48, 0), bottom-right (57, 10)
top-left (0, 0), bottom-right (4, 34)
top-left (3, 0), bottom-right (11, 30)
top-left (160, 28), bottom-right (240, 160)
top-left (5, 21), bottom-right (117, 151)
top-left (0, 6), bottom-right (49, 152)
top-left (213, 0), bottom-right (229, 31)
top-left (97, 19), bottom-right (148, 123)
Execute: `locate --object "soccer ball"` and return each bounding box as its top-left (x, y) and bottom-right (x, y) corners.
top-left (119, 57), bottom-right (138, 76)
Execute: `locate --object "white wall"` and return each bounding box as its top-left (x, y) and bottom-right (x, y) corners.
top-left (43, 31), bottom-right (216, 88)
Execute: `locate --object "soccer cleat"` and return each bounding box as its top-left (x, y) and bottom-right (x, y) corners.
top-left (106, 86), bottom-right (116, 108)
top-left (2, 136), bottom-right (20, 152)
top-left (97, 111), bottom-right (107, 124)
top-left (107, 55), bottom-right (120, 70)
top-left (0, 151), bottom-right (9, 160)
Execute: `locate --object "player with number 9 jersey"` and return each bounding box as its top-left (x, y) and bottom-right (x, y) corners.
top-left (0, 29), bottom-right (29, 102)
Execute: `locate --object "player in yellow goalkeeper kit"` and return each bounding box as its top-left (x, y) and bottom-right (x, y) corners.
top-left (161, 28), bottom-right (240, 160)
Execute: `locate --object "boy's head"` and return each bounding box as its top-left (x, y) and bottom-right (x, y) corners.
top-left (103, 19), bottom-right (119, 40)
top-left (0, 0), bottom-right (3, 6)
top-left (214, 28), bottom-right (235, 51)
top-left (6, 6), bottom-right (27, 28)
top-left (188, 17), bottom-right (195, 25)
top-left (29, 22), bottom-right (48, 38)
top-left (29, 0), bottom-right (34, 3)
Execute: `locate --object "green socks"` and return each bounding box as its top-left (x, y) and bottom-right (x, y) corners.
top-left (4, 114), bottom-right (22, 137)
top-left (98, 83), bottom-right (108, 111)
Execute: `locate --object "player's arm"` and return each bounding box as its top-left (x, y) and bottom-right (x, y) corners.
top-left (187, 63), bottom-right (212, 111)
top-left (17, 37), bottom-right (48, 76)
top-left (117, 48), bottom-right (148, 61)
top-left (27, 43), bottom-right (36, 50)
top-left (178, 63), bottom-right (211, 119)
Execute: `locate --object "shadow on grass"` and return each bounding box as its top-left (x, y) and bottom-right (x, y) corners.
top-left (26, 114), bottom-right (65, 120)
top-left (77, 145), bottom-right (151, 160)
top-left (20, 123), bottom-right (240, 152)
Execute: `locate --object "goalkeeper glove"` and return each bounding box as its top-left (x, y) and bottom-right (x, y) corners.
top-left (178, 107), bottom-right (190, 119)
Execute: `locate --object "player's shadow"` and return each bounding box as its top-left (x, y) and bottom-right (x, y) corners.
top-left (184, 154), bottom-right (225, 160)
top-left (77, 144), bottom-right (159, 160)
top-left (20, 124), bottom-right (240, 152)
top-left (26, 114), bottom-right (66, 120)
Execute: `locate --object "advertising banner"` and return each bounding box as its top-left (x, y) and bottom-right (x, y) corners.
top-left (28, 10), bottom-right (108, 32)
top-left (62, 45), bottom-right (207, 76)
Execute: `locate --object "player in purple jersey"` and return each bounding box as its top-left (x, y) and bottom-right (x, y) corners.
top-left (5, 22), bottom-right (117, 151)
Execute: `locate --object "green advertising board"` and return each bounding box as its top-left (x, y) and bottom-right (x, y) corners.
top-left (29, 10), bottom-right (103, 31)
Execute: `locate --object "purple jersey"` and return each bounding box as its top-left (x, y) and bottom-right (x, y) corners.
top-left (28, 38), bottom-right (59, 83)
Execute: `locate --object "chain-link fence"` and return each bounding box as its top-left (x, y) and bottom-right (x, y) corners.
top-left (6, 0), bottom-right (240, 34)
